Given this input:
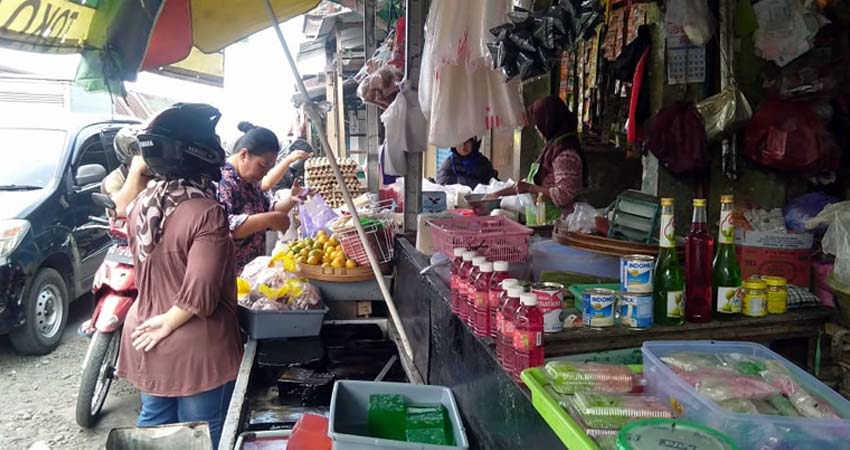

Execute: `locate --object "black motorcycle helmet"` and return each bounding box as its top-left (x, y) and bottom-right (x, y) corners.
top-left (137, 103), bottom-right (226, 181)
top-left (113, 126), bottom-right (141, 166)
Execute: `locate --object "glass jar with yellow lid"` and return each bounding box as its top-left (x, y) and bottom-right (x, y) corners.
top-left (763, 276), bottom-right (788, 314)
top-left (742, 278), bottom-right (767, 317)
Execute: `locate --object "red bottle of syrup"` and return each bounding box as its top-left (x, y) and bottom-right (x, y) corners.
top-left (512, 292), bottom-right (544, 384)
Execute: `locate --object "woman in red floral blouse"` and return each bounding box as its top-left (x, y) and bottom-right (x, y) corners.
top-left (217, 122), bottom-right (306, 270)
top-left (516, 96), bottom-right (589, 219)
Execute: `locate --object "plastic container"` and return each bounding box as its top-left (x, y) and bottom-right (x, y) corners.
top-left (235, 430), bottom-right (292, 450)
top-left (449, 248), bottom-right (466, 316)
top-left (488, 263), bottom-right (511, 338)
top-left (617, 419), bottom-right (738, 450)
top-left (498, 286), bottom-right (524, 371)
top-left (742, 279), bottom-right (767, 318)
top-left (465, 257), bottom-right (487, 327)
top-left (471, 262), bottom-right (493, 337)
top-left (764, 276), bottom-right (788, 315)
top-left (567, 392), bottom-right (674, 429)
top-left (543, 361), bottom-right (638, 395)
top-left (642, 340), bottom-right (850, 449)
top-left (456, 252), bottom-right (476, 321)
top-left (238, 305), bottom-right (329, 339)
top-left (328, 380), bottom-right (469, 450)
top-left (513, 293), bottom-right (544, 383)
top-left (428, 216), bottom-right (532, 263)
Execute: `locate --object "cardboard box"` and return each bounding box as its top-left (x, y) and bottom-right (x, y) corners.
top-left (735, 230), bottom-right (814, 287)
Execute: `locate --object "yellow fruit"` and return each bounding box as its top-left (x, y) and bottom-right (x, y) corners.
top-left (321, 262), bottom-right (331, 268)
top-left (299, 248), bottom-right (309, 257)
top-left (312, 241), bottom-right (324, 251)
top-left (328, 237), bottom-right (340, 247)
top-left (308, 249), bottom-right (322, 259)
top-left (323, 242), bottom-right (335, 252)
top-left (303, 238), bottom-right (314, 247)
top-left (317, 235), bottom-right (328, 244)
top-left (331, 259), bottom-right (345, 269)
top-left (316, 230), bottom-right (327, 237)
top-left (321, 254), bottom-right (331, 264)
top-left (345, 259), bottom-right (358, 269)
top-left (295, 255), bottom-right (306, 264)
top-left (307, 255), bottom-right (320, 265)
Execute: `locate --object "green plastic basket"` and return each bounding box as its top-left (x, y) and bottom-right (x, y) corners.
top-left (522, 354), bottom-right (643, 450)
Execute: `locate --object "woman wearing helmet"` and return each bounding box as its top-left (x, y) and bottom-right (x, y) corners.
top-left (103, 127), bottom-right (153, 217)
top-left (217, 121), bottom-right (306, 270)
top-left (116, 103), bottom-right (242, 449)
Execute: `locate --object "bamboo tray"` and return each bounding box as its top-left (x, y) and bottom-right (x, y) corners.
top-left (296, 262), bottom-right (391, 282)
top-left (553, 223), bottom-right (684, 258)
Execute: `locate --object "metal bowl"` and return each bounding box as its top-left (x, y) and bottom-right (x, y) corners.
top-left (464, 194), bottom-right (502, 216)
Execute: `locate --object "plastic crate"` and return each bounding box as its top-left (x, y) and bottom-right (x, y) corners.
top-left (642, 340), bottom-right (850, 450)
top-left (238, 305), bottom-right (328, 340)
top-left (427, 216), bottom-right (532, 263)
top-left (328, 380), bottom-right (469, 450)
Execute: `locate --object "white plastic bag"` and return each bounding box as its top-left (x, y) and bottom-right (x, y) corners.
top-left (565, 202), bottom-right (598, 234)
top-left (500, 193), bottom-right (534, 216)
top-left (666, 0), bottom-right (715, 46)
top-left (472, 178), bottom-right (515, 195)
top-left (808, 202), bottom-right (850, 286)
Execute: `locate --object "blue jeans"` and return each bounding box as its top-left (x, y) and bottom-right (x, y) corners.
top-left (137, 380), bottom-right (236, 449)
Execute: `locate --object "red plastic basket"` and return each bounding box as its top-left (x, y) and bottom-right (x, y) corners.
top-left (428, 216), bottom-right (532, 263)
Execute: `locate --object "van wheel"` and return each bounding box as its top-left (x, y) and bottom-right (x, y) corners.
top-left (10, 268), bottom-right (69, 355)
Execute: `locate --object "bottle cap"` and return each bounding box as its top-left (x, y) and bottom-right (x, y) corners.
top-left (743, 279), bottom-right (767, 290)
top-left (763, 276), bottom-right (787, 287)
top-left (720, 195), bottom-right (734, 204)
top-left (507, 286), bottom-right (524, 298)
top-left (502, 278), bottom-right (519, 289)
top-left (453, 248), bottom-right (467, 257)
top-left (493, 261), bottom-right (509, 272)
top-left (693, 199), bottom-right (707, 207)
top-left (462, 251), bottom-right (476, 261)
top-left (479, 263), bottom-right (493, 273)
top-left (472, 256), bottom-right (487, 266)
top-left (660, 198), bottom-right (674, 207)
top-left (520, 293), bottom-right (538, 306)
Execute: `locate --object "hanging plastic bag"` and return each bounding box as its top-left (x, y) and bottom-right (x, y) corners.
top-left (807, 202), bottom-right (850, 286)
top-left (298, 194), bottom-right (339, 238)
top-left (743, 97), bottom-right (842, 175)
top-left (666, 0), bottom-right (716, 46)
top-left (695, 84), bottom-right (753, 142)
top-left (648, 102), bottom-right (710, 175)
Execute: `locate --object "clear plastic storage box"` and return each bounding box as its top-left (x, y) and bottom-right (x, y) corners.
top-left (642, 340), bottom-right (850, 450)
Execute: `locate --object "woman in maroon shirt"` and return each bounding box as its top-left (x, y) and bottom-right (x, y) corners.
top-left (117, 104), bottom-right (243, 448)
top-left (516, 95), bottom-right (589, 220)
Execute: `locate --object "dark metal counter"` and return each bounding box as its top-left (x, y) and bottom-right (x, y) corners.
top-left (394, 236), bottom-right (565, 449)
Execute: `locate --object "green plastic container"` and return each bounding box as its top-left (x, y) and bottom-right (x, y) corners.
top-left (522, 359), bottom-right (643, 450)
top-left (617, 419), bottom-right (738, 450)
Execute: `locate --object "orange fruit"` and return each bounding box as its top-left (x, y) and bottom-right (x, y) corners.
top-left (321, 262), bottom-right (331, 268)
top-left (308, 249), bottom-right (322, 259)
top-left (298, 248), bottom-right (309, 257)
top-left (295, 255), bottom-right (306, 264)
top-left (307, 255), bottom-right (321, 265)
top-left (323, 242), bottom-right (335, 252)
top-left (331, 259), bottom-right (344, 269)
top-left (345, 259), bottom-right (358, 269)
top-left (328, 237), bottom-right (339, 247)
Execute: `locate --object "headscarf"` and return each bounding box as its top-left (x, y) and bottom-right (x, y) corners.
top-left (451, 137), bottom-right (484, 173)
top-left (530, 96), bottom-right (588, 187)
top-left (134, 177), bottom-right (217, 262)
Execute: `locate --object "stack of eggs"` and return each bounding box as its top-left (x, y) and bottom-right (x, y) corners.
top-left (304, 157), bottom-right (364, 208)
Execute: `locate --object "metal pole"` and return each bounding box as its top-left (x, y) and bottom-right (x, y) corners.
top-left (262, 0), bottom-right (414, 361)
top-left (364, 0), bottom-right (381, 193)
top-left (403, 0), bottom-right (427, 233)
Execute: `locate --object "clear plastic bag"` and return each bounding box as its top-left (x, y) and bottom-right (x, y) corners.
top-left (298, 193), bottom-right (339, 238)
top-left (568, 392), bottom-right (674, 429)
top-left (565, 202), bottom-right (598, 234)
top-left (544, 361), bottom-right (638, 394)
top-left (666, 0), bottom-right (715, 45)
top-left (789, 388), bottom-right (840, 419)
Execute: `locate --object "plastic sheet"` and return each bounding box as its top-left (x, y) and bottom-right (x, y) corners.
top-left (544, 361), bottom-right (638, 395)
top-left (298, 193), bottom-right (339, 238)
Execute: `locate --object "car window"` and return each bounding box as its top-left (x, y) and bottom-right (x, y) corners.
top-left (76, 139), bottom-right (109, 175)
top-left (0, 128), bottom-right (67, 189)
